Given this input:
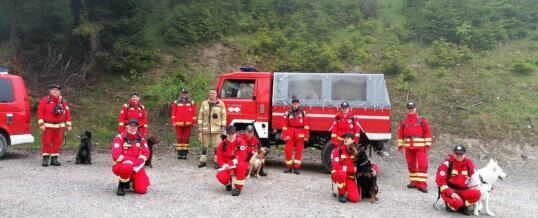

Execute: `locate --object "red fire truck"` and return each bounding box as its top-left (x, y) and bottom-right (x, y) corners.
top-left (215, 68), bottom-right (391, 171)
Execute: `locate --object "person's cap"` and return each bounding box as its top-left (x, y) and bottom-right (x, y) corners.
top-left (127, 118), bottom-right (139, 126)
top-left (50, 84), bottom-right (61, 90)
top-left (406, 102), bottom-right (416, 109)
top-left (131, 92), bottom-right (140, 97)
top-left (454, 145), bottom-right (466, 154)
top-left (181, 88), bottom-right (189, 94)
top-left (341, 132), bottom-right (354, 138)
top-left (292, 98), bottom-right (300, 103)
top-left (341, 101), bottom-right (350, 108)
top-left (245, 125), bottom-right (255, 132)
top-left (226, 125), bottom-right (237, 133)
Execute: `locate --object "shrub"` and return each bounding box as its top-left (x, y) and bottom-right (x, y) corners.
top-left (511, 60), bottom-right (536, 75)
top-left (426, 39), bottom-right (472, 68)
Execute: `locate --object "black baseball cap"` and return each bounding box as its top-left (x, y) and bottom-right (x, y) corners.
top-left (131, 92), bottom-right (140, 97)
top-left (454, 145), bottom-right (466, 154)
top-left (226, 125), bottom-right (237, 133)
top-left (406, 102), bottom-right (416, 108)
top-left (50, 84), bottom-right (61, 90)
top-left (341, 101), bottom-right (350, 108)
top-left (292, 98), bottom-right (300, 103)
top-left (341, 132), bottom-right (354, 138)
top-left (127, 118), bottom-right (139, 126)
top-left (245, 125), bottom-right (255, 132)
top-left (181, 88), bottom-right (189, 94)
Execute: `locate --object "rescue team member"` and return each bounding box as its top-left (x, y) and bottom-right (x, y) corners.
top-left (112, 118), bottom-right (150, 196)
top-left (331, 132), bottom-right (378, 203)
top-left (198, 88), bottom-right (227, 168)
top-left (216, 125), bottom-right (247, 196)
top-left (171, 88), bottom-right (197, 159)
top-left (238, 125), bottom-right (268, 176)
top-left (331, 101), bottom-right (361, 145)
top-left (397, 102), bottom-right (432, 193)
top-left (37, 84), bottom-right (72, 167)
top-left (436, 145), bottom-right (480, 216)
top-left (282, 98), bottom-right (309, 174)
top-left (118, 92), bottom-right (148, 136)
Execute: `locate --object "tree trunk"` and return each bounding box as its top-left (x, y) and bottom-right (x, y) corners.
top-left (9, 0), bottom-right (19, 67)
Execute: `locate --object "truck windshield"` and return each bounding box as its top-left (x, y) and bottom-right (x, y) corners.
top-left (221, 79), bottom-right (255, 99)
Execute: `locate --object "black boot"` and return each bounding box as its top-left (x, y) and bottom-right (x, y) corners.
top-left (293, 168), bottom-right (300, 175)
top-left (259, 167), bottom-right (268, 176)
top-left (177, 150), bottom-right (182, 159)
top-left (226, 184), bottom-right (232, 191)
top-left (123, 181), bottom-right (131, 190)
top-left (42, 155), bottom-right (50, 167)
top-left (50, 156), bottom-right (61, 166)
top-left (338, 194), bottom-right (347, 203)
top-left (458, 207), bottom-right (472, 216)
top-left (182, 150), bottom-right (188, 159)
top-left (116, 181), bottom-right (125, 196)
top-left (214, 162), bottom-right (219, 169)
top-left (198, 162), bottom-right (206, 168)
top-left (284, 167), bottom-right (293, 173)
top-left (231, 188), bottom-right (241, 196)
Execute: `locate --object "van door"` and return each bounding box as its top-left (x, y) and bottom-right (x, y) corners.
top-left (219, 79), bottom-right (257, 127)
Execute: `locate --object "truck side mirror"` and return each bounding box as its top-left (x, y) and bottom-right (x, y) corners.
top-left (252, 96), bottom-right (256, 101)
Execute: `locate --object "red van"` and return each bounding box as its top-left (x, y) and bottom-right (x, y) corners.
top-left (0, 68), bottom-right (34, 159)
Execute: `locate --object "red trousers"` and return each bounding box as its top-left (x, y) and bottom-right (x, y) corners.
top-left (405, 149), bottom-right (428, 189)
top-left (112, 163), bottom-right (150, 194)
top-left (332, 171), bottom-right (360, 202)
top-left (285, 138), bottom-right (304, 169)
top-left (175, 126), bottom-right (192, 151)
top-left (41, 127), bottom-right (65, 156)
top-left (442, 189), bottom-right (481, 210)
top-left (216, 162), bottom-right (247, 189)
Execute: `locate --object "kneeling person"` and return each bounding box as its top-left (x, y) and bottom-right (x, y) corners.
top-left (216, 125), bottom-right (248, 196)
top-left (111, 118), bottom-right (151, 196)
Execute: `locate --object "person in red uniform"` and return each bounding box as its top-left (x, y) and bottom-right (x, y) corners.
top-left (216, 125), bottom-right (248, 196)
top-left (112, 118), bottom-right (151, 196)
top-left (331, 101), bottom-right (361, 145)
top-left (118, 92), bottom-right (148, 136)
top-left (37, 84), bottom-right (72, 167)
top-left (282, 98), bottom-right (309, 174)
top-left (238, 125), bottom-right (268, 176)
top-left (171, 88), bottom-right (197, 159)
top-left (331, 132), bottom-right (378, 203)
top-left (397, 102), bottom-right (432, 193)
top-left (436, 145), bottom-right (480, 216)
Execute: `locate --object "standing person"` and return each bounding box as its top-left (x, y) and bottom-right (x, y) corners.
top-left (331, 101), bottom-right (361, 145)
top-left (37, 84), bottom-right (72, 167)
top-left (282, 98), bottom-right (309, 174)
top-left (216, 125), bottom-right (247, 196)
top-left (118, 92), bottom-right (148, 136)
top-left (436, 145), bottom-right (480, 215)
top-left (198, 88), bottom-right (227, 168)
top-left (111, 118), bottom-right (150, 196)
top-left (397, 102), bottom-right (432, 193)
top-left (331, 132), bottom-right (378, 203)
top-left (171, 88), bottom-right (197, 159)
top-left (238, 125), bottom-right (268, 176)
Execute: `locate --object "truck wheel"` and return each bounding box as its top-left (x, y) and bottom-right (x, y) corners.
top-left (321, 141), bottom-right (335, 173)
top-left (0, 134), bottom-right (7, 159)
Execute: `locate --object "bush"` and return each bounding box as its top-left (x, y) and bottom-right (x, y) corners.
top-left (426, 39), bottom-right (472, 68)
top-left (511, 60), bottom-right (536, 75)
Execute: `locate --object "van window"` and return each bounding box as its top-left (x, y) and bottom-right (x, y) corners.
top-left (331, 75), bottom-right (367, 101)
top-left (221, 79), bottom-right (255, 99)
top-left (288, 76), bottom-right (322, 100)
top-left (0, 79), bottom-right (15, 103)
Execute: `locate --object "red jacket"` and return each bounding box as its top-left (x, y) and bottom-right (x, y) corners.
top-left (111, 132), bottom-right (150, 168)
top-left (37, 95), bottom-right (72, 127)
top-left (118, 101), bottom-right (147, 133)
top-left (435, 154), bottom-right (476, 196)
top-left (331, 143), bottom-right (357, 175)
top-left (282, 107), bottom-right (310, 140)
top-left (238, 134), bottom-right (259, 155)
top-left (171, 98), bottom-right (197, 127)
top-left (216, 137), bottom-right (247, 168)
top-left (331, 112), bottom-right (361, 144)
top-left (397, 113), bottom-right (432, 150)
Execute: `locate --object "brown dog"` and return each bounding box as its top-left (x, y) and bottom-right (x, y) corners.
top-left (146, 136), bottom-right (160, 168)
top-left (247, 147), bottom-right (267, 178)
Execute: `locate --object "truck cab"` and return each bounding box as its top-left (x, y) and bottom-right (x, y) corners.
top-left (0, 68), bottom-right (34, 159)
top-left (216, 69), bottom-right (391, 171)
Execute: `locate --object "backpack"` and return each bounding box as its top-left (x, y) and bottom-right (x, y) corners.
top-left (402, 115), bottom-right (422, 128)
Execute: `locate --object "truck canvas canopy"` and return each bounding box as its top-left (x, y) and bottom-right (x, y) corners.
top-left (272, 73), bottom-right (391, 109)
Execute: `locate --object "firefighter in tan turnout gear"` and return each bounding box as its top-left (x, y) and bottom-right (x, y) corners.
top-left (198, 89), bottom-right (227, 168)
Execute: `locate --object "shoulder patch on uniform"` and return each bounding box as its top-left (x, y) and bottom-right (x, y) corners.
top-left (240, 145), bottom-right (246, 151)
top-left (114, 143), bottom-right (120, 148)
top-left (334, 157), bottom-right (340, 162)
top-left (123, 103), bottom-right (128, 107)
top-left (144, 143), bottom-right (148, 148)
top-left (66, 106), bottom-right (70, 110)
top-left (439, 171), bottom-right (446, 176)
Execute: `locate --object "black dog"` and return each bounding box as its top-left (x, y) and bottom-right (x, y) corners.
top-left (146, 136), bottom-right (160, 168)
top-left (75, 130), bottom-right (92, 164)
top-left (355, 147), bottom-right (378, 203)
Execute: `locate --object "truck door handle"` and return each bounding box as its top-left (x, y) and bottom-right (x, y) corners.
top-left (252, 96), bottom-right (256, 101)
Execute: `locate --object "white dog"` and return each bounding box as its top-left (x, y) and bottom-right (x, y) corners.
top-left (466, 159), bottom-right (508, 216)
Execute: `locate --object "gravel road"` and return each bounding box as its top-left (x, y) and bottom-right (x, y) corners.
top-left (1, 136), bottom-right (537, 217)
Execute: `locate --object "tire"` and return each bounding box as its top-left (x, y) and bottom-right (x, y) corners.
top-left (0, 134), bottom-right (8, 159)
top-left (321, 141), bottom-right (335, 173)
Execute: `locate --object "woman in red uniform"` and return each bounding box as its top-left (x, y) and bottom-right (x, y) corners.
top-left (118, 92), bottom-right (148, 135)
